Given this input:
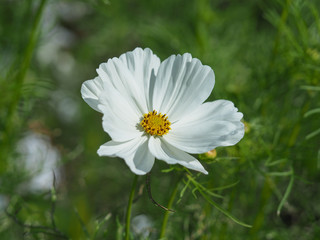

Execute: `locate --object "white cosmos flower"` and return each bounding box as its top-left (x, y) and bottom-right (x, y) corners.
top-left (81, 47), bottom-right (244, 175)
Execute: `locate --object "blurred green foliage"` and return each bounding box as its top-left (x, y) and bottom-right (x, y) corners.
top-left (0, 0), bottom-right (320, 239)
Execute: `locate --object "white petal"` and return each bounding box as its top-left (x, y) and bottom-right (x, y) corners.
top-left (97, 57), bottom-right (147, 115)
top-left (119, 47), bottom-right (161, 111)
top-left (98, 136), bottom-right (154, 175)
top-left (81, 77), bottom-right (104, 112)
top-left (152, 53), bottom-right (215, 122)
top-left (148, 137), bottom-right (208, 174)
top-left (97, 89), bottom-right (142, 142)
top-left (82, 48), bottom-right (160, 115)
top-left (130, 137), bottom-right (155, 175)
top-left (97, 139), bottom-right (135, 157)
top-left (164, 100), bottom-right (244, 153)
top-left (82, 48), bottom-right (162, 142)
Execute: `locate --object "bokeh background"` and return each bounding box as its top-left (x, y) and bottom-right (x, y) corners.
top-left (1, 0), bottom-right (320, 239)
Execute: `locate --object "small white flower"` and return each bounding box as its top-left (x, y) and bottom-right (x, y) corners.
top-left (81, 48), bottom-right (244, 175)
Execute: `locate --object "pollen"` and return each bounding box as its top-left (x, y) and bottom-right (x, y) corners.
top-left (140, 110), bottom-right (171, 136)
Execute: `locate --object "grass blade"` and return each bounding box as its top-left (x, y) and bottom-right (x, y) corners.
top-left (277, 167), bottom-right (295, 216)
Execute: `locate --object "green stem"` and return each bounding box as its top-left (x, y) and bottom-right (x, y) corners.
top-left (125, 174), bottom-right (138, 240)
top-left (268, 0), bottom-right (291, 70)
top-left (5, 0), bottom-right (47, 132)
top-left (1, 0), bottom-right (47, 171)
top-left (159, 178), bottom-right (180, 239)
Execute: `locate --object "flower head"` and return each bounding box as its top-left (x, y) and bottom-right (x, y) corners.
top-left (81, 47), bottom-right (244, 175)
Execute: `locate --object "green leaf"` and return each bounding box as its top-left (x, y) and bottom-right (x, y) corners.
top-left (199, 189), bottom-right (252, 228)
top-left (304, 108), bottom-right (320, 118)
top-left (74, 207), bottom-right (90, 238)
top-left (209, 181), bottom-right (239, 191)
top-left (277, 167), bottom-right (295, 216)
top-left (306, 128), bottom-right (320, 140)
top-left (300, 85), bottom-right (320, 91)
top-left (186, 174), bottom-right (224, 199)
top-left (267, 170), bottom-right (293, 177)
top-left (92, 213), bottom-right (112, 240)
top-left (265, 158), bottom-right (288, 167)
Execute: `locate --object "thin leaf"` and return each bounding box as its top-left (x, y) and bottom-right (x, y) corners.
top-left (277, 167), bottom-right (295, 216)
top-left (300, 85), bottom-right (320, 91)
top-left (179, 178), bottom-right (191, 198)
top-left (74, 207), bottom-right (90, 238)
top-left (161, 168), bottom-right (175, 173)
top-left (116, 216), bottom-right (124, 240)
top-left (92, 213), bottom-right (112, 240)
top-left (267, 170), bottom-right (293, 177)
top-left (209, 181), bottom-right (239, 191)
top-left (198, 189), bottom-right (252, 228)
top-left (265, 158), bottom-right (288, 167)
top-left (187, 174), bottom-right (224, 199)
top-left (306, 128), bottom-right (320, 140)
top-left (304, 108), bottom-right (320, 118)
top-left (191, 187), bottom-right (199, 199)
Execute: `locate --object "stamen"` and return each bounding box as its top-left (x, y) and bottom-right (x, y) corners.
top-left (140, 110), bottom-right (171, 136)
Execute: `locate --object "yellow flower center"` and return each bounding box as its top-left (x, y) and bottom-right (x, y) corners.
top-left (140, 110), bottom-right (171, 136)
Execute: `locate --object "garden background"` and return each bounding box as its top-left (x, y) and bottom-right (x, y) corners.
top-left (0, 0), bottom-right (319, 239)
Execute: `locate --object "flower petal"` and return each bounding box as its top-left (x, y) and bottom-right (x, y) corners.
top-left (97, 58), bottom-right (147, 115)
top-left (148, 137), bottom-right (208, 174)
top-left (152, 53), bottom-right (215, 122)
top-left (82, 48), bottom-right (160, 115)
top-left (81, 77), bottom-right (104, 112)
top-left (119, 47), bottom-right (161, 112)
top-left (98, 136), bottom-right (155, 175)
top-left (97, 89), bottom-right (142, 142)
top-left (164, 100), bottom-right (244, 153)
